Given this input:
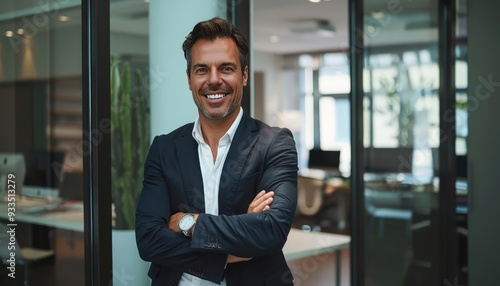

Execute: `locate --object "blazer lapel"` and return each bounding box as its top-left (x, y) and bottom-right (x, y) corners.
top-left (175, 124), bottom-right (205, 213)
top-left (218, 114), bottom-right (259, 215)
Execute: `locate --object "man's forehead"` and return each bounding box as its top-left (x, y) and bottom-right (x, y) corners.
top-left (191, 38), bottom-right (239, 60)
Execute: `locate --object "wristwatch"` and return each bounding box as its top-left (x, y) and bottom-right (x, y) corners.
top-left (179, 213), bottom-right (196, 237)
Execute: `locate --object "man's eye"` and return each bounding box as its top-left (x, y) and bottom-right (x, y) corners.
top-left (196, 68), bottom-right (208, 73)
top-left (222, 67), bottom-right (234, 72)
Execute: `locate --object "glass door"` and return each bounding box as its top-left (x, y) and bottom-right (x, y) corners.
top-left (350, 0), bottom-right (460, 285)
top-left (0, 1), bottom-right (85, 285)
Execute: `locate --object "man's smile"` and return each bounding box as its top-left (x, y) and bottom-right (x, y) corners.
top-left (205, 93), bottom-right (227, 100)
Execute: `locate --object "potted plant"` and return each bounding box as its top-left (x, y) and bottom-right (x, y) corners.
top-left (111, 54), bottom-right (150, 230)
top-left (110, 54), bottom-right (151, 285)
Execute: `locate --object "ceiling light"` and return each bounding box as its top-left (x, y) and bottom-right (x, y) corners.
top-left (5, 31), bottom-right (14, 37)
top-left (58, 15), bottom-right (70, 22)
top-left (309, 0), bottom-right (321, 3)
top-left (270, 35), bottom-right (279, 43)
top-left (17, 28), bottom-right (24, 35)
top-left (290, 19), bottom-right (335, 36)
top-left (371, 11), bottom-right (385, 19)
top-left (143, 0), bottom-right (150, 3)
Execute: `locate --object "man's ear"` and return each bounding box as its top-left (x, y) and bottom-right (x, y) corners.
top-left (242, 65), bottom-right (249, 86)
top-left (186, 69), bottom-right (191, 90)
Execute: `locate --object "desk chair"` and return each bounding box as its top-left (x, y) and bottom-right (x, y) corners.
top-left (297, 176), bottom-right (349, 232)
top-left (0, 223), bottom-right (54, 286)
top-left (297, 176), bottom-right (324, 216)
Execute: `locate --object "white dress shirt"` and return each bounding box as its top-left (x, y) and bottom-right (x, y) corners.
top-left (179, 107), bottom-right (243, 286)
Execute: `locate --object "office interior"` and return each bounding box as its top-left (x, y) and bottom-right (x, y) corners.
top-left (0, 0), bottom-right (498, 285)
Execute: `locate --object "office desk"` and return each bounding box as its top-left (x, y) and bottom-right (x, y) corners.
top-left (0, 202), bottom-right (84, 232)
top-left (284, 229), bottom-right (350, 286)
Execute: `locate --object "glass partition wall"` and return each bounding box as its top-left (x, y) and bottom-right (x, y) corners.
top-left (353, 0), bottom-right (464, 285)
top-left (0, 2), bottom-right (85, 285)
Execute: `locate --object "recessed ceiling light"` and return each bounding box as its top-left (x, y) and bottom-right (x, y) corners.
top-left (5, 31), bottom-right (14, 37)
top-left (371, 11), bottom-right (385, 19)
top-left (144, 0), bottom-right (150, 3)
top-left (270, 35), bottom-right (279, 43)
top-left (58, 15), bottom-right (70, 22)
top-left (309, 0), bottom-right (321, 3)
top-left (17, 28), bottom-right (24, 35)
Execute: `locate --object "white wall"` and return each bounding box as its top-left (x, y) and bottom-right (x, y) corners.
top-left (253, 50), bottom-right (286, 125)
top-left (149, 0), bottom-right (226, 139)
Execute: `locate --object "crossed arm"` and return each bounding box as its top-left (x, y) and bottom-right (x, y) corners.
top-left (136, 128), bottom-right (297, 281)
top-left (167, 190), bottom-right (276, 263)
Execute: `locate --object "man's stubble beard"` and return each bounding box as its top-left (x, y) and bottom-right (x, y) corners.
top-left (198, 96), bottom-right (242, 120)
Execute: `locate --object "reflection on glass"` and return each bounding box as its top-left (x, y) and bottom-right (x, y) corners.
top-left (362, 0), bottom-right (442, 284)
top-left (0, 3), bottom-right (84, 285)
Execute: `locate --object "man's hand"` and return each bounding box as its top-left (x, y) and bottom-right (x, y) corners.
top-left (247, 190), bottom-right (274, 213)
top-left (226, 191), bottom-right (275, 264)
top-left (226, 255), bottom-right (252, 264)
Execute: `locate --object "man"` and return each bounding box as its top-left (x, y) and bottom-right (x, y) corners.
top-left (136, 17), bottom-right (298, 286)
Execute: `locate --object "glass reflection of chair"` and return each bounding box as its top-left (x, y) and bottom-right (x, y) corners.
top-left (0, 222), bottom-right (54, 286)
top-left (365, 188), bottom-right (413, 238)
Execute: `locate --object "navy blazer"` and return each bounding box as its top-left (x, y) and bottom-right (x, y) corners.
top-left (136, 114), bottom-right (298, 286)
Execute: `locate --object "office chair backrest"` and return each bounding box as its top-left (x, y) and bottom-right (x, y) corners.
top-left (297, 176), bottom-right (324, 216)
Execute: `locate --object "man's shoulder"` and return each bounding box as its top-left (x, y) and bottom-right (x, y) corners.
top-left (154, 122), bottom-right (194, 143)
top-left (247, 116), bottom-right (291, 136)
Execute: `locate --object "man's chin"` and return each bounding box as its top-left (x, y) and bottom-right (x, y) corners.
top-left (201, 106), bottom-right (237, 121)
top-left (201, 109), bottom-right (228, 120)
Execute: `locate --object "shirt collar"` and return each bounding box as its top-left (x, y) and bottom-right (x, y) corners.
top-left (192, 107), bottom-right (244, 145)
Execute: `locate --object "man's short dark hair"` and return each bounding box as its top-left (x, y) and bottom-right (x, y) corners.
top-left (182, 17), bottom-right (249, 72)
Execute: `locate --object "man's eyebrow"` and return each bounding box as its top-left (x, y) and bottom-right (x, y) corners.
top-left (220, 62), bottom-right (237, 67)
top-left (192, 62), bottom-right (239, 70)
top-left (192, 63), bottom-right (208, 68)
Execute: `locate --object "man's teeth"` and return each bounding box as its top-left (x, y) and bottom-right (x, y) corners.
top-left (206, 94), bottom-right (225, 99)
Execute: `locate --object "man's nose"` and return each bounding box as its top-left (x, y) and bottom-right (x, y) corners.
top-left (208, 69), bottom-right (222, 85)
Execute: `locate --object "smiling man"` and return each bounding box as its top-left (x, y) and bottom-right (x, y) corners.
top-left (136, 17), bottom-right (298, 286)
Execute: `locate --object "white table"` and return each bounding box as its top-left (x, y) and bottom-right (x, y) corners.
top-left (0, 200), bottom-right (84, 232)
top-left (283, 228), bottom-right (350, 286)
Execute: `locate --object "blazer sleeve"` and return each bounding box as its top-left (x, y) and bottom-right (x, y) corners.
top-left (190, 128), bottom-right (298, 258)
top-left (135, 136), bottom-right (227, 283)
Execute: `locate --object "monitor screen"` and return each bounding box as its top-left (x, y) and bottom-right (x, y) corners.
top-left (308, 149), bottom-right (341, 171)
top-left (0, 153), bottom-right (26, 197)
top-left (58, 172), bottom-right (84, 201)
top-left (364, 147), bottom-right (413, 173)
top-left (24, 150), bottom-right (65, 189)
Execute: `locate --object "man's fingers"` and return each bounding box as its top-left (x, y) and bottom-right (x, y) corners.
top-left (255, 197), bottom-right (273, 211)
top-left (248, 191), bottom-right (274, 213)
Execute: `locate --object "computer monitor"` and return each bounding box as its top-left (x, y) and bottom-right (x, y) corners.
top-left (308, 149), bottom-right (341, 173)
top-left (0, 153), bottom-right (26, 197)
top-left (364, 147), bottom-right (414, 173)
top-left (58, 172), bottom-right (84, 201)
top-left (24, 150), bottom-right (66, 189)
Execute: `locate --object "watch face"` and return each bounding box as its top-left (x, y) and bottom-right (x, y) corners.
top-left (179, 214), bottom-right (194, 230)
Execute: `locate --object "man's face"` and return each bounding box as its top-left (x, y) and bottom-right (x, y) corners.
top-left (187, 37), bottom-right (248, 120)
